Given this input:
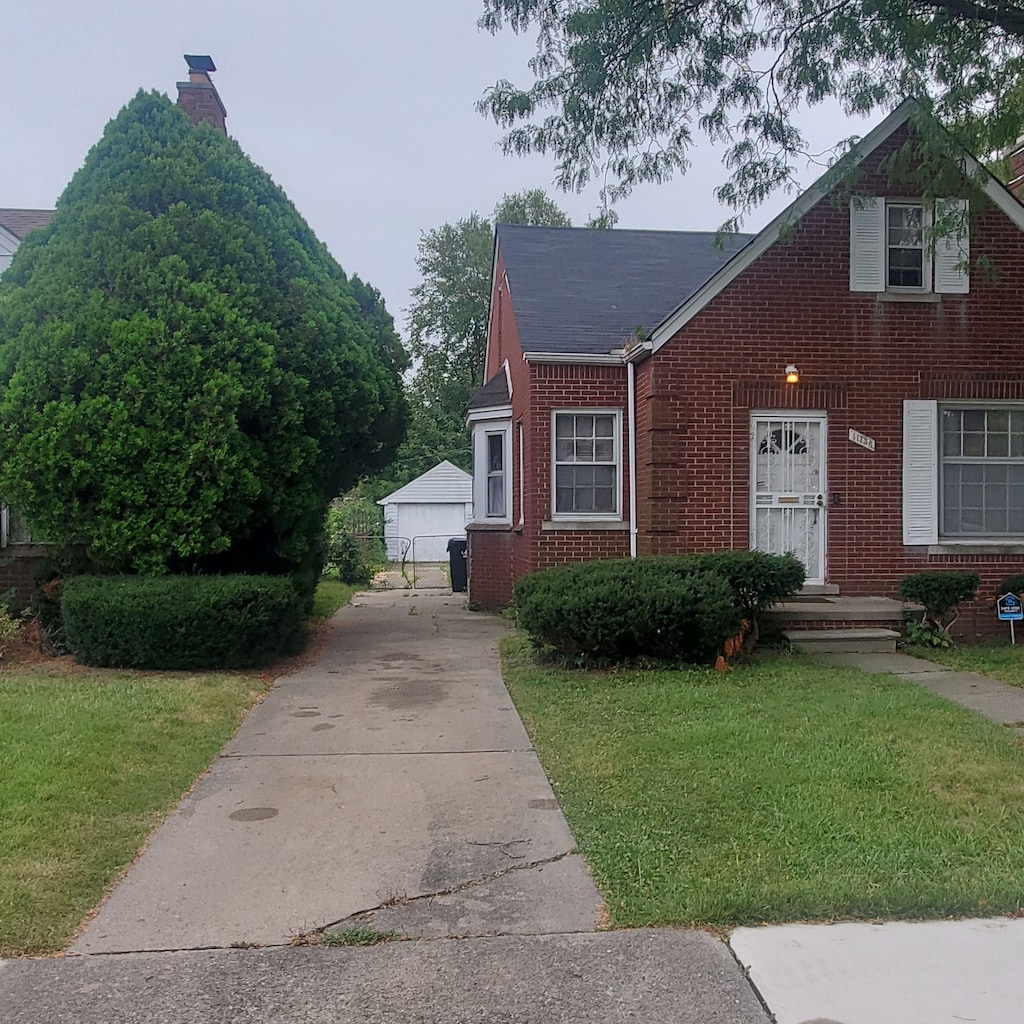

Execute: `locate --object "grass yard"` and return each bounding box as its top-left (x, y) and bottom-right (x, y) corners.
top-left (905, 640), bottom-right (1024, 688)
top-left (501, 636), bottom-right (1024, 929)
top-left (0, 667), bottom-right (270, 956)
top-left (311, 576), bottom-right (361, 620)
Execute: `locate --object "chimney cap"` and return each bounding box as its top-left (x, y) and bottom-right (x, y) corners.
top-left (184, 54), bottom-right (216, 74)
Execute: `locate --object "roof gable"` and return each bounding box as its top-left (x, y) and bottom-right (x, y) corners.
top-left (377, 460), bottom-right (472, 505)
top-left (495, 223), bottom-right (754, 358)
top-left (650, 99), bottom-right (1024, 349)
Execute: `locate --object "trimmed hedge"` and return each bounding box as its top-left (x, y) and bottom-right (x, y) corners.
top-left (1000, 574), bottom-right (1024, 598)
top-left (514, 559), bottom-right (740, 664)
top-left (62, 574), bottom-right (306, 669)
top-left (513, 552), bottom-right (805, 665)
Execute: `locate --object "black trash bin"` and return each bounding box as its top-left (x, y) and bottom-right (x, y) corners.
top-left (447, 537), bottom-right (468, 593)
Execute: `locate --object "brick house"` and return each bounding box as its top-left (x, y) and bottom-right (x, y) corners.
top-left (466, 99), bottom-right (1024, 633)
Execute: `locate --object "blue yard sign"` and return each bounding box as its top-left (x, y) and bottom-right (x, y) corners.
top-left (997, 593), bottom-right (1023, 645)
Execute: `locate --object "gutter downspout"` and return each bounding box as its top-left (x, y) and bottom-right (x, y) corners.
top-left (628, 360), bottom-right (637, 558)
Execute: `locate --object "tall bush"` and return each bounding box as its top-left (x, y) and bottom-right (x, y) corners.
top-left (0, 91), bottom-right (407, 583)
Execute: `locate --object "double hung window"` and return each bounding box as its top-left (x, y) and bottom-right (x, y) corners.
top-left (553, 412), bottom-right (620, 517)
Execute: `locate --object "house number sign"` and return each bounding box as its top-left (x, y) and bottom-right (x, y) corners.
top-left (848, 429), bottom-right (876, 451)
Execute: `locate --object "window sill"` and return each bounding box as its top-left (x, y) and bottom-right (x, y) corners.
top-left (928, 542), bottom-right (1024, 556)
top-left (875, 290), bottom-right (942, 303)
top-left (466, 521), bottom-right (512, 532)
top-left (542, 519), bottom-right (629, 531)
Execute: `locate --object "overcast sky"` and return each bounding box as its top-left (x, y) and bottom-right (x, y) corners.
top-left (3, 0), bottom-right (869, 342)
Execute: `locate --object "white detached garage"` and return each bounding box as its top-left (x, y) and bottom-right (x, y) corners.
top-left (378, 461), bottom-right (473, 561)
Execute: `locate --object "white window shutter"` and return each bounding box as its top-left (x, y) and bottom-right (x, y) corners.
top-left (934, 198), bottom-right (969, 294)
top-left (850, 198), bottom-right (886, 291)
top-left (902, 400), bottom-right (939, 545)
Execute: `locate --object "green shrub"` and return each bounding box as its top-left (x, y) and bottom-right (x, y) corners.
top-left (324, 497), bottom-right (386, 584)
top-left (514, 559), bottom-right (741, 665)
top-left (999, 574), bottom-right (1024, 599)
top-left (899, 571), bottom-right (979, 646)
top-left (62, 575), bottom-right (305, 669)
top-left (685, 550), bottom-right (804, 644)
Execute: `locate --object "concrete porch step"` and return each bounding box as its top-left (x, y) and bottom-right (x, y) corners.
top-left (782, 628), bottom-right (901, 654)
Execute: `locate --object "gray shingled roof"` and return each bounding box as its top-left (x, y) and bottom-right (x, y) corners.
top-left (496, 224), bottom-right (754, 356)
top-left (467, 369), bottom-right (511, 410)
top-left (0, 209), bottom-right (54, 239)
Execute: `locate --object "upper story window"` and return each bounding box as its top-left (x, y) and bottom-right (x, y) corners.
top-left (886, 203), bottom-right (927, 289)
top-left (851, 198), bottom-right (968, 295)
top-left (553, 411), bottom-right (621, 518)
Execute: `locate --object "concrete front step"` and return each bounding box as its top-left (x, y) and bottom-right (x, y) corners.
top-left (783, 627), bottom-right (901, 654)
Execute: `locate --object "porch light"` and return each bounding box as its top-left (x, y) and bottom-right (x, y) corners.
top-left (785, 364), bottom-right (800, 384)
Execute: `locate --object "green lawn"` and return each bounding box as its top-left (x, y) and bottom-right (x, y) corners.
top-left (0, 668), bottom-right (270, 956)
top-left (905, 640), bottom-right (1024, 688)
top-left (501, 637), bottom-right (1024, 929)
top-left (311, 576), bottom-right (361, 620)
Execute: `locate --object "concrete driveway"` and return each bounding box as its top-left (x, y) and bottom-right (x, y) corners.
top-left (72, 590), bottom-right (602, 952)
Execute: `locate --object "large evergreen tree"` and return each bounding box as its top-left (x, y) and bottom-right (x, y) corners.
top-left (0, 91), bottom-right (407, 578)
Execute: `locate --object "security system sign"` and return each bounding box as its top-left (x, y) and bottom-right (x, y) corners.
top-left (998, 592), bottom-right (1023, 645)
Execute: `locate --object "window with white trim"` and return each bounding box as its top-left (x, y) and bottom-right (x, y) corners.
top-left (469, 416), bottom-right (512, 525)
top-left (903, 400), bottom-right (1024, 544)
top-left (851, 198), bottom-right (968, 294)
top-left (552, 411), bottom-right (620, 517)
top-left (485, 431), bottom-right (506, 518)
top-left (886, 203), bottom-right (927, 288)
top-left (941, 408), bottom-right (1024, 536)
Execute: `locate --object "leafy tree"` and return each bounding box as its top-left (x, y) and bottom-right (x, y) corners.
top-left (478, 0), bottom-right (1024, 225)
top-left (377, 189), bottom-right (572, 493)
top-left (0, 91), bottom-right (408, 581)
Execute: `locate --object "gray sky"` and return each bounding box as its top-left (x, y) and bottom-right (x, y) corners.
top-left (3, 0), bottom-right (868, 341)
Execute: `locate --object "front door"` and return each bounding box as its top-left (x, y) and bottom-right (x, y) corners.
top-left (751, 414), bottom-right (826, 585)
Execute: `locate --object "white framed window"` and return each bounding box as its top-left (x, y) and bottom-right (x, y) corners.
top-left (941, 407), bottom-right (1024, 536)
top-left (886, 203), bottom-right (928, 289)
top-left (469, 415), bottom-right (512, 525)
top-left (851, 198), bottom-right (968, 294)
top-left (903, 400), bottom-right (1024, 544)
top-left (485, 431), bottom-right (506, 518)
top-left (552, 410), bottom-right (621, 519)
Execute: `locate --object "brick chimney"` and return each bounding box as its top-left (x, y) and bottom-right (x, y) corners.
top-left (176, 55), bottom-right (226, 133)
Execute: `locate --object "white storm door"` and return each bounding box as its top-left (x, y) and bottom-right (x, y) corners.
top-left (751, 414), bottom-right (826, 584)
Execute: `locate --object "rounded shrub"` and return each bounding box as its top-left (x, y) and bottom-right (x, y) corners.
top-left (61, 574), bottom-right (305, 669)
top-left (514, 558), bottom-right (741, 665)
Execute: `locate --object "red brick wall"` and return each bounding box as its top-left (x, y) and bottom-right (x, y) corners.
top-left (639, 127), bottom-right (1024, 629)
top-left (0, 546), bottom-right (50, 611)
top-left (466, 525), bottom-right (514, 609)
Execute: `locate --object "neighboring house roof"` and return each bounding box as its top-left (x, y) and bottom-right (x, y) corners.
top-left (377, 460), bottom-right (472, 506)
top-left (495, 223), bottom-right (754, 357)
top-left (0, 209), bottom-right (54, 239)
top-left (467, 369), bottom-right (511, 411)
top-left (650, 97), bottom-right (1024, 350)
